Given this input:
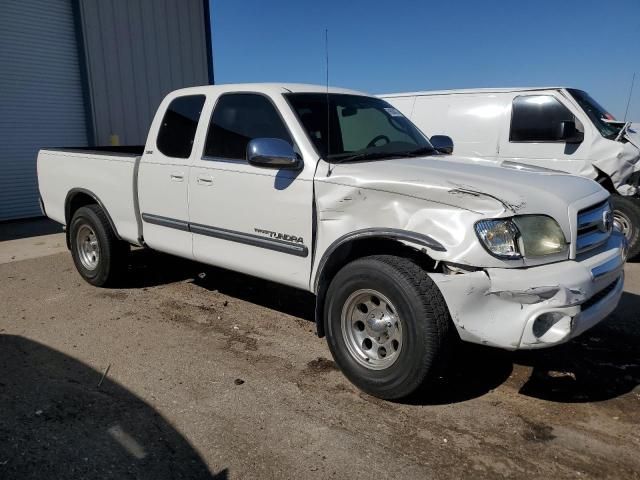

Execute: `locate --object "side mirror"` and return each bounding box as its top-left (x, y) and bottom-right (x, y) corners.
top-left (430, 135), bottom-right (454, 154)
top-left (246, 138), bottom-right (301, 170)
top-left (556, 120), bottom-right (584, 144)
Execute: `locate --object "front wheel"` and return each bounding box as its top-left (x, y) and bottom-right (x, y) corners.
top-left (69, 205), bottom-right (129, 287)
top-left (611, 195), bottom-right (640, 259)
top-left (324, 255), bottom-right (452, 400)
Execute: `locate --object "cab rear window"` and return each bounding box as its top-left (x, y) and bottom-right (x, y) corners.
top-left (156, 95), bottom-right (206, 158)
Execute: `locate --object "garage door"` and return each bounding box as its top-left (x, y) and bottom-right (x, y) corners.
top-left (0, 0), bottom-right (88, 221)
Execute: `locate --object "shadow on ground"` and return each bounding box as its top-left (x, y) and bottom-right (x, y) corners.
top-left (0, 217), bottom-right (62, 242)
top-left (119, 249), bottom-right (639, 406)
top-left (119, 249), bottom-right (316, 321)
top-left (0, 335), bottom-right (227, 480)
top-left (515, 291), bottom-right (640, 403)
top-left (389, 290), bottom-right (640, 406)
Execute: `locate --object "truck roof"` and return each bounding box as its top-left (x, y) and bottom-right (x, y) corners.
top-left (171, 83), bottom-right (368, 97)
top-left (379, 87), bottom-right (568, 98)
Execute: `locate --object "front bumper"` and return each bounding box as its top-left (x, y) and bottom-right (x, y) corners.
top-left (429, 232), bottom-right (626, 350)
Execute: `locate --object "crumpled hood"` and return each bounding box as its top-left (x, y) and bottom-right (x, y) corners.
top-left (323, 154), bottom-right (605, 217)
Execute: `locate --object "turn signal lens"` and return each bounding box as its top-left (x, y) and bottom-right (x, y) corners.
top-left (475, 219), bottom-right (521, 258)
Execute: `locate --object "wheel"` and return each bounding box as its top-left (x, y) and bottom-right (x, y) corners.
top-left (69, 205), bottom-right (128, 286)
top-left (611, 195), bottom-right (640, 259)
top-left (324, 255), bottom-right (452, 400)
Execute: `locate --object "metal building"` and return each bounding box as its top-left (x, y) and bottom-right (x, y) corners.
top-left (0, 0), bottom-right (213, 221)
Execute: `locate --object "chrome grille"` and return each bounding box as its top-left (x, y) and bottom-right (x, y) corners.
top-left (576, 200), bottom-right (612, 254)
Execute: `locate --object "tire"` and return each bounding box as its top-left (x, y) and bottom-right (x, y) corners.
top-left (69, 205), bottom-right (129, 287)
top-left (324, 255), bottom-right (452, 400)
top-left (611, 195), bottom-right (640, 259)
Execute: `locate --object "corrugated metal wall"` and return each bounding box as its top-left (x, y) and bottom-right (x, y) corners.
top-left (0, 0), bottom-right (212, 221)
top-left (0, 0), bottom-right (89, 221)
top-left (78, 0), bottom-right (212, 145)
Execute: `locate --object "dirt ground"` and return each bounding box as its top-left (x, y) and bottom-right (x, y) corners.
top-left (1, 241), bottom-right (639, 479)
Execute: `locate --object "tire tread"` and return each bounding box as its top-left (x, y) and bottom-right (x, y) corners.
top-left (371, 254), bottom-right (451, 394)
top-left (611, 195), bottom-right (640, 259)
top-left (70, 204), bottom-right (127, 287)
top-left (325, 254), bottom-right (452, 399)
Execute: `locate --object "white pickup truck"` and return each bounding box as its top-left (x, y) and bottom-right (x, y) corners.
top-left (38, 83), bottom-right (627, 399)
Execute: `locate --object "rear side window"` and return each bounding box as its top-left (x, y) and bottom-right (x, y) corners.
top-left (204, 93), bottom-right (292, 160)
top-left (156, 95), bottom-right (205, 158)
top-left (510, 95), bottom-right (575, 142)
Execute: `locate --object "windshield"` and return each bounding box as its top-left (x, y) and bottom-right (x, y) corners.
top-left (567, 88), bottom-right (622, 139)
top-left (285, 93), bottom-right (434, 161)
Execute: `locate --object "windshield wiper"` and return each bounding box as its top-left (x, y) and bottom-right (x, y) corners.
top-left (327, 151), bottom-right (398, 164)
top-left (327, 146), bottom-right (436, 164)
top-left (392, 146), bottom-right (437, 157)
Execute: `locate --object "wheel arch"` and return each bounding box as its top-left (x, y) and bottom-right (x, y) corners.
top-left (313, 229), bottom-right (445, 337)
top-left (64, 188), bottom-right (121, 248)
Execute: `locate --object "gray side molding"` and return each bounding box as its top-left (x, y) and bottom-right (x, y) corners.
top-left (140, 213), bottom-right (309, 258)
top-left (141, 213), bottom-right (189, 231)
top-left (190, 222), bottom-right (309, 257)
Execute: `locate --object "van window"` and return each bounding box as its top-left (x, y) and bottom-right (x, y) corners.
top-left (204, 93), bottom-right (292, 160)
top-left (156, 95), bottom-right (206, 158)
top-left (510, 95), bottom-right (575, 142)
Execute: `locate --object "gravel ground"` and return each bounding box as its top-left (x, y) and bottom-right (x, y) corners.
top-left (0, 248), bottom-right (639, 479)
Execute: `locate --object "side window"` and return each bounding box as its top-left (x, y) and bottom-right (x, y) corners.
top-left (156, 95), bottom-right (205, 158)
top-left (338, 106), bottom-right (415, 152)
top-left (204, 93), bottom-right (292, 160)
top-left (510, 95), bottom-right (575, 142)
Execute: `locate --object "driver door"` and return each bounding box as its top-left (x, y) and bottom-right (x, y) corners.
top-left (498, 92), bottom-right (593, 176)
top-left (188, 92), bottom-right (314, 290)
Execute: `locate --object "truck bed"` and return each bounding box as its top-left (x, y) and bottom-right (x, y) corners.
top-left (37, 146), bottom-right (143, 245)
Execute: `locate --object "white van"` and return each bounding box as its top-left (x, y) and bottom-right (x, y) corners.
top-left (380, 87), bottom-right (640, 257)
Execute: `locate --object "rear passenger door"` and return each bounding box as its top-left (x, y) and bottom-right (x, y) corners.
top-left (138, 94), bottom-right (206, 258)
top-left (188, 92), bottom-right (314, 290)
top-left (498, 93), bottom-right (593, 175)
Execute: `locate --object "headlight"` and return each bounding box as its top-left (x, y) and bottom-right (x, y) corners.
top-left (512, 215), bottom-right (567, 257)
top-left (475, 216), bottom-right (567, 259)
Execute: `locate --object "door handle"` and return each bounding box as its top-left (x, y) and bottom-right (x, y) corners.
top-left (170, 172), bottom-right (184, 182)
top-left (197, 175), bottom-right (213, 185)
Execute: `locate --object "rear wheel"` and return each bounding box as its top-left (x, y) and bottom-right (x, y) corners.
top-left (324, 255), bottom-right (452, 400)
top-left (611, 195), bottom-right (640, 259)
top-left (69, 205), bottom-right (128, 286)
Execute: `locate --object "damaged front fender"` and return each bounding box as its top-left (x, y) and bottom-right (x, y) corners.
top-left (591, 136), bottom-right (640, 194)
